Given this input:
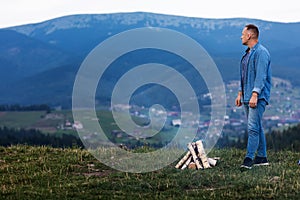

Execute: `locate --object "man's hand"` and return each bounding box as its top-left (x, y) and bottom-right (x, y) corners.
top-left (235, 92), bottom-right (242, 107)
top-left (249, 92), bottom-right (258, 108)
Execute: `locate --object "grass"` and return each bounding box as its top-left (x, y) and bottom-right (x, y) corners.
top-left (0, 111), bottom-right (66, 134)
top-left (0, 111), bottom-right (46, 128)
top-left (0, 145), bottom-right (299, 199)
top-left (0, 110), bottom-right (142, 135)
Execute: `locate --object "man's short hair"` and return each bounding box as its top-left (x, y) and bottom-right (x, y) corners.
top-left (245, 24), bottom-right (259, 38)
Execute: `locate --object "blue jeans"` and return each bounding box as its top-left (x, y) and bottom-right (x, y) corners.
top-left (244, 99), bottom-right (267, 159)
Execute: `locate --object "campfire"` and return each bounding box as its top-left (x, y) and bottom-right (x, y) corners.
top-left (175, 140), bottom-right (219, 170)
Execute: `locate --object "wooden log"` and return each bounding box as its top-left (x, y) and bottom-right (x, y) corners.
top-left (208, 158), bottom-right (217, 167)
top-left (195, 140), bottom-right (211, 169)
top-left (181, 155), bottom-right (192, 170)
top-left (187, 142), bottom-right (203, 169)
top-left (188, 162), bottom-right (197, 169)
top-left (175, 150), bottom-right (191, 169)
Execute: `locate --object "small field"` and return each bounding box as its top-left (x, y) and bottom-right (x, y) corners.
top-left (0, 145), bottom-right (299, 199)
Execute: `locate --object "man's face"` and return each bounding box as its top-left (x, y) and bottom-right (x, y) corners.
top-left (241, 28), bottom-right (250, 45)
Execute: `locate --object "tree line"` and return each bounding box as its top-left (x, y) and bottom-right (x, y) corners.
top-left (0, 126), bottom-right (83, 148)
top-left (267, 124), bottom-right (300, 151)
top-left (216, 124), bottom-right (300, 151)
top-left (0, 104), bottom-right (51, 112)
top-left (1, 123), bottom-right (300, 151)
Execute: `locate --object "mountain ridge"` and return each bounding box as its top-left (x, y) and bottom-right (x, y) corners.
top-left (1, 12), bottom-right (299, 106)
top-left (9, 12), bottom-right (297, 35)
top-left (0, 29), bottom-right (75, 84)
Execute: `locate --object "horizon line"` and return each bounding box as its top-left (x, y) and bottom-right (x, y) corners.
top-left (1, 11), bottom-right (299, 29)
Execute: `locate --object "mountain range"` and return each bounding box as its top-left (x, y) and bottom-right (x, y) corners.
top-left (0, 12), bottom-right (299, 107)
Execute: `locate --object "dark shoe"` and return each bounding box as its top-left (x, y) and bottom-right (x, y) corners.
top-left (253, 156), bottom-right (269, 166)
top-left (240, 157), bottom-right (253, 170)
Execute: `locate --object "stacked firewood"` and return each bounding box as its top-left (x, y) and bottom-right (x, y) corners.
top-left (175, 140), bottom-right (219, 170)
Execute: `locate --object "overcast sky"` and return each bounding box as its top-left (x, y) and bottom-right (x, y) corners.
top-left (1, 0), bottom-right (299, 28)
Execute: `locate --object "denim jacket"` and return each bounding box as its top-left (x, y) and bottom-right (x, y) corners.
top-left (239, 42), bottom-right (272, 104)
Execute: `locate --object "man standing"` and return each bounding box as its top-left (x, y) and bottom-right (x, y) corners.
top-left (235, 24), bottom-right (272, 170)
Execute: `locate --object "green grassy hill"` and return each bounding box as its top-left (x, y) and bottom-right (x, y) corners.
top-left (1, 145), bottom-right (299, 199)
